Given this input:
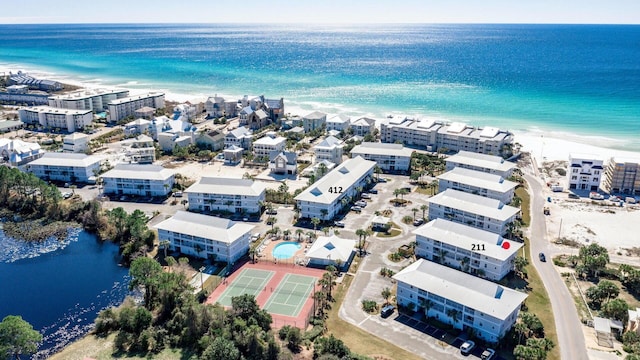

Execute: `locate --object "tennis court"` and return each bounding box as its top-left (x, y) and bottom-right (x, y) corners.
top-left (263, 273), bottom-right (316, 317)
top-left (216, 268), bottom-right (274, 307)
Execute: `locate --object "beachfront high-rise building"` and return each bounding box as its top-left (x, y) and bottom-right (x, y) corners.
top-left (603, 157), bottom-right (640, 196)
top-left (107, 92), bottom-right (165, 123)
top-left (380, 117), bottom-right (514, 157)
top-left (48, 89), bottom-right (129, 111)
top-left (567, 153), bottom-right (604, 192)
top-left (18, 106), bottom-right (93, 132)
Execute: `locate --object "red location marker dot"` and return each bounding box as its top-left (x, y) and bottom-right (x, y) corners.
top-left (502, 241), bottom-right (510, 250)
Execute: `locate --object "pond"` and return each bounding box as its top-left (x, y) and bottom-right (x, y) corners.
top-left (0, 228), bottom-right (131, 358)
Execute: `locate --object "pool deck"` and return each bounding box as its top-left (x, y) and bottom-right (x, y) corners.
top-left (259, 237), bottom-right (313, 263)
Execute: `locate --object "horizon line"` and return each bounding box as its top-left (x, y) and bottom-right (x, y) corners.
top-left (1, 21), bottom-right (640, 26)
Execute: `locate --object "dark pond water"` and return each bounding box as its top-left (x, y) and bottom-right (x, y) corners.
top-left (0, 227), bottom-right (131, 358)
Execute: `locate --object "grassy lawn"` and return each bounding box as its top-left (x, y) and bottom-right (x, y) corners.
top-left (377, 228), bottom-right (402, 238)
top-left (516, 186), bottom-right (531, 226)
top-left (326, 259), bottom-right (422, 360)
top-left (49, 333), bottom-right (187, 360)
top-left (414, 186), bottom-right (436, 195)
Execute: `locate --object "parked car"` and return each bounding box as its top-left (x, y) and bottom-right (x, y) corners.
top-left (350, 206), bottom-right (362, 212)
top-left (361, 193), bottom-right (371, 199)
top-left (334, 221), bottom-right (345, 228)
top-left (460, 340), bottom-right (475, 355)
top-left (173, 191), bottom-right (183, 197)
top-left (539, 252), bottom-right (546, 262)
top-left (354, 200), bottom-right (367, 207)
top-left (266, 209), bottom-right (278, 215)
top-left (62, 192), bottom-right (73, 199)
top-left (368, 189), bottom-right (378, 194)
top-left (543, 207), bottom-right (550, 215)
top-left (589, 192), bottom-right (604, 200)
top-left (377, 178), bottom-right (387, 183)
top-left (568, 193), bottom-right (580, 199)
top-left (481, 348), bottom-right (496, 360)
top-left (413, 218), bottom-right (425, 226)
top-left (380, 304), bottom-right (395, 318)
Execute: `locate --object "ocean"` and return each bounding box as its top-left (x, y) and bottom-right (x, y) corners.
top-left (1, 23), bottom-right (639, 150)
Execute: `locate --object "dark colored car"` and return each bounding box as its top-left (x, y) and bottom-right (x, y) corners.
top-left (380, 304), bottom-right (395, 318)
top-left (539, 252), bottom-right (546, 262)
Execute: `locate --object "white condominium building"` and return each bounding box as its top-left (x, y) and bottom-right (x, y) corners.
top-left (326, 114), bottom-right (351, 133)
top-left (252, 133), bottom-right (286, 159)
top-left (314, 136), bottom-right (344, 165)
top-left (567, 153), bottom-right (604, 192)
top-left (414, 219), bottom-right (523, 281)
top-left (26, 153), bottom-right (102, 183)
top-left (380, 117), bottom-right (513, 156)
top-left (62, 133), bottom-right (90, 153)
top-left (295, 156), bottom-right (375, 220)
top-left (185, 177), bottom-right (266, 215)
top-left (394, 259), bottom-right (527, 343)
top-left (428, 189), bottom-right (520, 236)
top-left (604, 157), bottom-right (640, 196)
top-left (445, 150), bottom-right (516, 178)
top-left (107, 92), bottom-right (165, 123)
top-left (437, 167), bottom-right (518, 204)
top-left (350, 142), bottom-right (413, 173)
top-left (18, 106), bottom-right (93, 132)
top-left (155, 211), bottom-right (253, 263)
top-left (48, 88), bottom-right (129, 111)
top-left (101, 164), bottom-right (174, 197)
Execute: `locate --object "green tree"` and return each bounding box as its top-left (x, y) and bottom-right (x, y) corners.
top-left (311, 217), bottom-right (321, 234)
top-left (514, 256), bottom-right (529, 278)
top-left (0, 315), bottom-right (42, 360)
top-left (129, 257), bottom-right (163, 310)
top-left (420, 204), bottom-right (428, 220)
top-left (381, 287), bottom-right (392, 305)
top-left (586, 280), bottom-right (620, 307)
top-left (202, 336), bottom-right (240, 360)
top-left (313, 334), bottom-right (350, 359)
top-left (600, 298), bottom-right (629, 324)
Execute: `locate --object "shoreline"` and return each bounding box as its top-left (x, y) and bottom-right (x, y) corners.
top-left (3, 64), bottom-right (640, 162)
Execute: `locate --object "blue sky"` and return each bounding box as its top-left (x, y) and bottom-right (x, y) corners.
top-left (3, 0), bottom-right (639, 24)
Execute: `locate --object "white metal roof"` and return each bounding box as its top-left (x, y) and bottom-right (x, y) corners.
top-left (185, 177), bottom-right (266, 196)
top-left (437, 167), bottom-right (518, 193)
top-left (351, 142), bottom-right (413, 157)
top-left (28, 152), bottom-right (101, 167)
top-left (446, 151), bottom-right (516, 173)
top-left (101, 164), bottom-right (173, 181)
top-left (327, 114), bottom-right (351, 123)
top-left (304, 111), bottom-right (327, 120)
top-left (22, 105), bottom-right (92, 115)
top-left (393, 259), bottom-right (527, 320)
top-left (306, 235), bottom-right (356, 262)
top-left (154, 211), bottom-right (254, 244)
top-left (108, 92), bottom-right (164, 105)
top-left (413, 219), bottom-right (522, 261)
top-left (253, 135), bottom-right (285, 146)
top-left (428, 189), bottom-right (520, 221)
top-left (315, 135), bottom-right (343, 148)
top-left (294, 156), bottom-right (376, 205)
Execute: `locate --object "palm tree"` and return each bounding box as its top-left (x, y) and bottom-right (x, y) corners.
top-left (283, 229), bottom-right (291, 240)
top-left (446, 308), bottom-right (461, 326)
top-left (374, 165), bottom-right (382, 181)
top-left (311, 217), bottom-right (321, 234)
top-left (249, 248), bottom-right (257, 263)
top-left (267, 216), bottom-right (277, 231)
top-left (320, 209), bottom-right (328, 220)
top-left (318, 162), bottom-right (328, 177)
top-left (321, 227), bottom-right (330, 236)
top-left (295, 228), bottom-right (304, 242)
top-left (381, 287), bottom-right (392, 305)
top-left (159, 239), bottom-right (171, 259)
top-left (165, 256), bottom-right (177, 273)
top-left (420, 204), bottom-right (428, 220)
top-left (411, 207), bottom-right (418, 221)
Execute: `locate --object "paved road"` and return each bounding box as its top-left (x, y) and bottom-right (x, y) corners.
top-left (525, 172), bottom-right (589, 360)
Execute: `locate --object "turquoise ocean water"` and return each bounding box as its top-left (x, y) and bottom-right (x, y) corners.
top-left (1, 23), bottom-right (638, 150)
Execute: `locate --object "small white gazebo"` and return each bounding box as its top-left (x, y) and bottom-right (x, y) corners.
top-left (306, 235), bottom-right (356, 270)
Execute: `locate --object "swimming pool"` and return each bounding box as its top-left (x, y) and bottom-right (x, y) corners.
top-left (272, 242), bottom-right (302, 259)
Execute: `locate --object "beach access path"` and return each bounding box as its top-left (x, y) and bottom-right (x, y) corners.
top-left (525, 169), bottom-right (589, 360)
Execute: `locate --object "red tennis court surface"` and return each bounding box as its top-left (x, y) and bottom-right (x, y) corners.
top-left (206, 261), bottom-right (325, 329)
